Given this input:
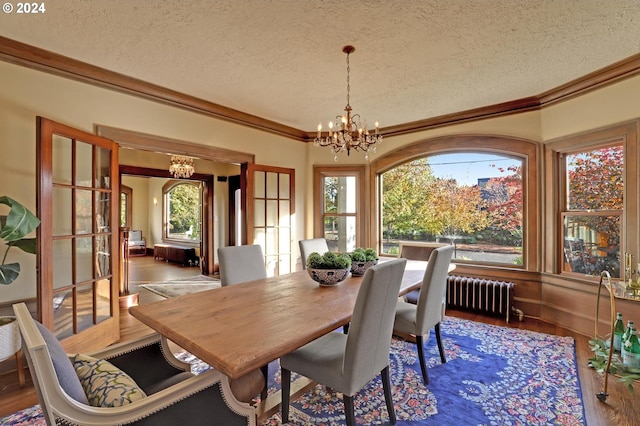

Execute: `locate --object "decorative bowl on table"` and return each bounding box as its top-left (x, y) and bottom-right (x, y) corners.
top-left (349, 247), bottom-right (379, 276)
top-left (350, 260), bottom-right (378, 276)
top-left (307, 267), bottom-right (351, 286)
top-left (306, 251), bottom-right (353, 286)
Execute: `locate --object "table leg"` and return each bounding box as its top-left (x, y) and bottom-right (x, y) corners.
top-left (256, 376), bottom-right (316, 423)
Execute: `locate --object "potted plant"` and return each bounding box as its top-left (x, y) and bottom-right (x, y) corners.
top-left (0, 196), bottom-right (40, 363)
top-left (349, 247), bottom-right (378, 276)
top-left (306, 251), bottom-right (352, 286)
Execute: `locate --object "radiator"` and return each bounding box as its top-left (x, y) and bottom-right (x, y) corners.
top-left (446, 275), bottom-right (515, 323)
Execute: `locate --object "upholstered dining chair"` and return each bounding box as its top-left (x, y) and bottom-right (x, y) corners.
top-left (393, 245), bottom-right (454, 385)
top-left (12, 302), bottom-right (258, 426)
top-left (280, 258), bottom-right (407, 426)
top-left (217, 244), bottom-right (269, 399)
top-left (298, 237), bottom-right (351, 334)
top-left (298, 238), bottom-right (329, 269)
top-left (217, 244), bottom-right (267, 286)
top-left (398, 242), bottom-right (446, 304)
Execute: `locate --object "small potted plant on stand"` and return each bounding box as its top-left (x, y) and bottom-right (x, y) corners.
top-left (0, 196), bottom-right (40, 385)
top-left (306, 251), bottom-right (353, 286)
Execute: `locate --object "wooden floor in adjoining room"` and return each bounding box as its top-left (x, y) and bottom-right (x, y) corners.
top-left (0, 256), bottom-right (638, 425)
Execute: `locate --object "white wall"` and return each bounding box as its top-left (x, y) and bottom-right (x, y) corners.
top-left (2, 57), bottom-right (639, 304)
top-left (541, 75), bottom-right (640, 140)
top-left (121, 175), bottom-right (150, 240)
top-left (120, 150), bottom-right (240, 260)
top-left (0, 61), bottom-right (306, 303)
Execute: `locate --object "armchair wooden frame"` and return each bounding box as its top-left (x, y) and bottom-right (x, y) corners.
top-left (13, 302), bottom-right (256, 426)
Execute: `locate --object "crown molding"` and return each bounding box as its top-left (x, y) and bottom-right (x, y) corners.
top-left (2, 36), bottom-right (639, 143)
top-left (0, 36), bottom-right (307, 142)
top-left (311, 54), bottom-right (640, 140)
top-left (377, 97), bottom-right (541, 138)
top-left (537, 53), bottom-right (640, 106)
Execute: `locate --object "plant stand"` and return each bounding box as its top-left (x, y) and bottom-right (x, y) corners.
top-left (119, 227), bottom-right (139, 308)
top-left (0, 318), bottom-right (25, 387)
top-left (0, 350), bottom-right (25, 387)
top-left (14, 349), bottom-right (25, 386)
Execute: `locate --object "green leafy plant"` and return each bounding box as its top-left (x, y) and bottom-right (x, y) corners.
top-left (307, 251), bottom-right (352, 269)
top-left (350, 247), bottom-right (378, 262)
top-left (589, 336), bottom-right (640, 393)
top-left (0, 196), bottom-right (40, 285)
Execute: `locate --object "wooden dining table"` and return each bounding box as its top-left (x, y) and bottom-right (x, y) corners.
top-left (129, 258), bottom-right (430, 381)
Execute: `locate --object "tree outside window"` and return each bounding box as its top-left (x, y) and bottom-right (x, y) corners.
top-left (562, 145), bottom-right (623, 277)
top-left (120, 185), bottom-right (132, 228)
top-left (381, 153), bottom-right (523, 265)
top-left (163, 181), bottom-right (201, 243)
top-left (314, 166), bottom-right (365, 254)
top-left (323, 176), bottom-right (357, 252)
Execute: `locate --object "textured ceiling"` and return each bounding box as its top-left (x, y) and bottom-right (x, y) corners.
top-left (1, 0), bottom-right (639, 131)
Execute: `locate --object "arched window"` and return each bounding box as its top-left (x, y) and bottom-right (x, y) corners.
top-left (162, 180), bottom-right (202, 244)
top-left (380, 152), bottom-right (523, 265)
top-left (370, 135), bottom-right (538, 269)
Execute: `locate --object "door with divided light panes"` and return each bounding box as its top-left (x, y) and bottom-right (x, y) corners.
top-left (36, 117), bottom-right (120, 353)
top-left (247, 164), bottom-right (295, 277)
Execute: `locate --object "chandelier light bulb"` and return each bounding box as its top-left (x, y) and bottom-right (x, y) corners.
top-left (169, 155), bottom-right (195, 179)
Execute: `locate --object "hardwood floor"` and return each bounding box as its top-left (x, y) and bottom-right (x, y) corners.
top-left (0, 255), bottom-right (200, 418)
top-left (1, 256), bottom-right (638, 425)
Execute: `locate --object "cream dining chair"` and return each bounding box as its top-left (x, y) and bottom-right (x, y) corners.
top-left (280, 258), bottom-right (407, 426)
top-left (393, 244), bottom-right (454, 385)
top-left (217, 244), bottom-right (269, 399)
top-left (299, 237), bottom-right (351, 333)
top-left (217, 244), bottom-right (267, 286)
top-left (398, 242), bottom-right (446, 304)
top-left (298, 238), bottom-right (329, 269)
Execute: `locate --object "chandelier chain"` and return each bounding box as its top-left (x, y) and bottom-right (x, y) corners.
top-left (346, 51), bottom-right (350, 109)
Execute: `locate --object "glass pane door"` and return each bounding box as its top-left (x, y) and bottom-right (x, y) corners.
top-left (247, 164), bottom-right (294, 276)
top-left (37, 117), bottom-right (120, 351)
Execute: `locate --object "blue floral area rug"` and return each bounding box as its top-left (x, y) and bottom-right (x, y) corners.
top-left (0, 317), bottom-right (586, 426)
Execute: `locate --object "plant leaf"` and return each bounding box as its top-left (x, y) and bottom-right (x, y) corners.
top-left (8, 238), bottom-right (38, 254)
top-left (0, 196), bottom-right (40, 242)
top-left (0, 263), bottom-right (20, 285)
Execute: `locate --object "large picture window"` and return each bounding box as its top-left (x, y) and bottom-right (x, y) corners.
top-left (380, 152), bottom-right (523, 265)
top-left (162, 180), bottom-right (202, 244)
top-left (370, 135), bottom-right (538, 270)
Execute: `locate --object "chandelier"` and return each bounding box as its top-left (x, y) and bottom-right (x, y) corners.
top-left (169, 155), bottom-right (195, 178)
top-left (314, 45), bottom-right (382, 161)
